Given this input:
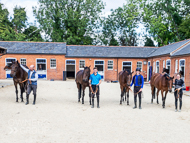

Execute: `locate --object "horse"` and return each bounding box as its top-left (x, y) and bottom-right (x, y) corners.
top-left (75, 66), bottom-right (91, 105)
top-left (150, 72), bottom-right (174, 108)
top-left (119, 69), bottom-right (134, 105)
top-left (4, 60), bottom-right (28, 102)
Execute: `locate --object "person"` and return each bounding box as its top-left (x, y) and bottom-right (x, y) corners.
top-left (174, 73), bottom-right (184, 112)
top-left (20, 64), bottom-right (38, 105)
top-left (129, 67), bottom-right (144, 109)
top-left (89, 67), bottom-right (102, 108)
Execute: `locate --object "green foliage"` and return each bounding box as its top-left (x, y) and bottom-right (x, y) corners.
top-left (33, 0), bottom-right (104, 45)
top-left (12, 6), bottom-right (27, 33)
top-left (23, 26), bottom-right (44, 42)
top-left (99, 0), bottom-right (139, 46)
top-left (0, 3), bottom-right (25, 41)
top-left (144, 37), bottom-right (155, 47)
top-left (141, 0), bottom-right (190, 46)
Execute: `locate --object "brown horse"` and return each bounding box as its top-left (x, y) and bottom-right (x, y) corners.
top-left (150, 72), bottom-right (174, 108)
top-left (119, 69), bottom-right (134, 105)
top-left (4, 60), bottom-right (28, 102)
top-left (75, 66), bottom-right (91, 105)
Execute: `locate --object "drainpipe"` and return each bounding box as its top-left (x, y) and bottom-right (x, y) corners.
top-left (117, 58), bottom-right (118, 81)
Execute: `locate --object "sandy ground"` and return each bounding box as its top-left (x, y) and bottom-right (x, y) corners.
top-left (0, 79), bottom-right (190, 143)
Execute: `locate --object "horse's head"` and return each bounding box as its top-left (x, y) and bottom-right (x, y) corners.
top-left (83, 66), bottom-right (91, 82)
top-left (4, 65), bottom-right (12, 70)
top-left (124, 69), bottom-right (134, 86)
top-left (10, 60), bottom-right (20, 77)
top-left (166, 76), bottom-right (174, 92)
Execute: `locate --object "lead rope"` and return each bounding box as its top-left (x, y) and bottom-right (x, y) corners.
top-left (90, 86), bottom-right (98, 98)
top-left (129, 88), bottom-right (143, 98)
top-left (175, 88), bottom-right (180, 99)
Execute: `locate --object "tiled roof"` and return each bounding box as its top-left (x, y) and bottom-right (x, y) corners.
top-left (66, 45), bottom-right (157, 58)
top-left (148, 39), bottom-right (190, 57)
top-left (0, 41), bottom-right (67, 54)
top-left (172, 43), bottom-right (190, 56)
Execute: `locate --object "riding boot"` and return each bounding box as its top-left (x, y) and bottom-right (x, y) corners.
top-left (97, 96), bottom-right (100, 108)
top-left (33, 94), bottom-right (36, 105)
top-left (133, 96), bottom-right (137, 109)
top-left (25, 94), bottom-right (29, 105)
top-left (175, 98), bottom-right (178, 110)
top-left (91, 98), bottom-right (94, 108)
top-left (139, 98), bottom-right (142, 109)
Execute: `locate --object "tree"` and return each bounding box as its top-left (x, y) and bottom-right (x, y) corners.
top-left (12, 6), bottom-right (27, 33)
top-left (33, 0), bottom-right (104, 44)
top-left (179, 14), bottom-right (190, 39)
top-left (0, 3), bottom-right (25, 41)
top-left (99, 0), bottom-right (139, 46)
top-left (144, 37), bottom-right (155, 47)
top-left (141, 0), bottom-right (190, 46)
top-left (23, 26), bottom-right (44, 41)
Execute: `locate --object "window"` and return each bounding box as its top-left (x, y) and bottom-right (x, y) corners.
top-left (37, 59), bottom-right (46, 70)
top-left (50, 59), bottom-right (56, 68)
top-left (163, 60), bottom-right (165, 68)
top-left (123, 62), bottom-right (132, 71)
top-left (108, 60), bottom-right (113, 70)
top-left (166, 60), bottom-right (171, 74)
top-left (153, 62), bottom-right (155, 72)
top-left (175, 60), bottom-right (178, 73)
top-left (156, 61), bottom-right (159, 73)
top-left (179, 59), bottom-right (185, 77)
top-left (137, 62), bottom-right (142, 70)
top-left (20, 58), bottom-right (26, 65)
top-left (79, 60), bottom-right (85, 69)
top-left (6, 58), bottom-right (16, 67)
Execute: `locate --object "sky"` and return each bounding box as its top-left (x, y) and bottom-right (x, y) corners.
top-left (0, 0), bottom-right (148, 46)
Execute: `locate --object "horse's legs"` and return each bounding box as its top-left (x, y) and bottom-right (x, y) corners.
top-left (19, 83), bottom-right (24, 102)
top-left (127, 90), bottom-right (129, 105)
top-left (156, 89), bottom-right (159, 104)
top-left (82, 86), bottom-right (85, 104)
top-left (120, 86), bottom-right (124, 105)
top-left (125, 88), bottom-right (127, 102)
top-left (77, 83), bottom-right (81, 102)
top-left (14, 82), bottom-right (18, 102)
top-left (89, 87), bottom-right (91, 105)
top-left (151, 86), bottom-right (154, 104)
top-left (161, 90), bottom-right (164, 108)
top-left (163, 91), bottom-right (168, 108)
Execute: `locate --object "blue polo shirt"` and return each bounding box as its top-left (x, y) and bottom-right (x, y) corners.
top-left (90, 73), bottom-right (101, 85)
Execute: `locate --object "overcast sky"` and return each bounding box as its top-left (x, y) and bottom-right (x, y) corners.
top-left (0, 0), bottom-right (148, 46)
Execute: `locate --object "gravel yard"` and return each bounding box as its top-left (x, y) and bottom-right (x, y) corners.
top-left (0, 79), bottom-right (190, 143)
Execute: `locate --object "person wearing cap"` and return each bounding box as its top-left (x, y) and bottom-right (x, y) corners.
top-left (129, 67), bottom-right (144, 109)
top-left (20, 64), bottom-right (38, 105)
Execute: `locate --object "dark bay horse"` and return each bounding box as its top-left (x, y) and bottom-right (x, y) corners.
top-left (75, 66), bottom-right (91, 105)
top-left (119, 69), bottom-right (134, 105)
top-left (4, 60), bottom-right (28, 102)
top-left (150, 72), bottom-right (174, 108)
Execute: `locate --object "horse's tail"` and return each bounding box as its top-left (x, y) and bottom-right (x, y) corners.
top-left (153, 87), bottom-right (156, 99)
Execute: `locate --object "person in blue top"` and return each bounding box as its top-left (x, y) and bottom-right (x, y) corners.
top-left (20, 64), bottom-right (38, 105)
top-left (89, 67), bottom-right (102, 108)
top-left (129, 67), bottom-right (144, 109)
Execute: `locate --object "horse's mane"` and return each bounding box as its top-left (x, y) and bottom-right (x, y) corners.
top-left (162, 68), bottom-right (169, 74)
top-left (22, 64), bottom-right (29, 69)
top-left (123, 69), bottom-right (131, 74)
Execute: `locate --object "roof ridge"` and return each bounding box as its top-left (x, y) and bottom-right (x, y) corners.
top-left (171, 41), bottom-right (190, 56)
top-left (0, 41), bottom-right (66, 44)
top-left (67, 45), bottom-right (158, 48)
top-left (158, 39), bottom-right (190, 48)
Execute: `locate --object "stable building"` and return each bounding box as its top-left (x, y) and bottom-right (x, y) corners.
top-left (0, 40), bottom-right (190, 86)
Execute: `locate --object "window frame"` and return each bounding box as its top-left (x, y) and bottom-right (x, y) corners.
top-left (50, 59), bottom-right (56, 69)
top-left (79, 60), bottom-right (85, 69)
top-left (20, 58), bottom-right (26, 65)
top-left (175, 60), bottom-right (178, 73)
top-left (137, 61), bottom-right (142, 71)
top-left (107, 60), bottom-right (113, 70)
top-left (156, 60), bottom-right (159, 73)
top-left (166, 59), bottom-right (171, 74)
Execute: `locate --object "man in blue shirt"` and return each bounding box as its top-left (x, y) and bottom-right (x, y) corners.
top-left (129, 67), bottom-right (144, 109)
top-left (89, 67), bottom-right (102, 108)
